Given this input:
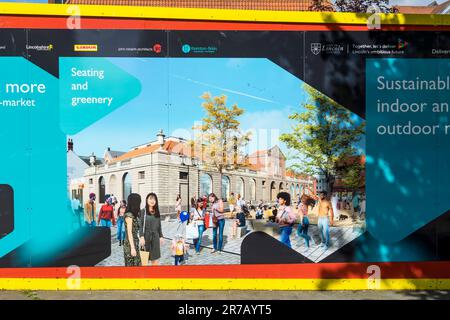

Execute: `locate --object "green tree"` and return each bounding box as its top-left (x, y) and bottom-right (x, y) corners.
top-left (192, 92), bottom-right (250, 198)
top-left (280, 84), bottom-right (365, 193)
top-left (339, 157), bottom-right (365, 193)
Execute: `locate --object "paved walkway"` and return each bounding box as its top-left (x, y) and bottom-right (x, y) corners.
top-left (96, 215), bottom-right (364, 266)
top-left (2, 290), bottom-right (449, 300)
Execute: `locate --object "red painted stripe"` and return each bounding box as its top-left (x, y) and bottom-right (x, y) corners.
top-left (1, 262), bottom-right (450, 279)
top-left (1, 16), bottom-right (450, 31)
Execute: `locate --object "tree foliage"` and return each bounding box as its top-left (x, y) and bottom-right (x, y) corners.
top-left (309, 0), bottom-right (334, 11)
top-left (339, 158), bottom-right (365, 192)
top-left (280, 84), bottom-right (365, 192)
top-left (334, 0), bottom-right (391, 13)
top-left (192, 92), bottom-right (250, 175)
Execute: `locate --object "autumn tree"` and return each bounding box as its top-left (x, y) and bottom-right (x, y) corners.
top-left (280, 84), bottom-right (365, 193)
top-left (309, 0), bottom-right (334, 11)
top-left (192, 92), bottom-right (250, 199)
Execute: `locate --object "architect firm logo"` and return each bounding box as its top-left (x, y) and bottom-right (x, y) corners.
top-left (311, 43), bottom-right (322, 55)
top-left (74, 44), bottom-right (98, 52)
top-left (182, 44), bottom-right (191, 54)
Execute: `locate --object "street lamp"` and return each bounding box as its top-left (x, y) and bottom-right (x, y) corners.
top-left (181, 155), bottom-right (200, 212)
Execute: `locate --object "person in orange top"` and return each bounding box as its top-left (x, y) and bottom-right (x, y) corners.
top-left (98, 197), bottom-right (116, 227)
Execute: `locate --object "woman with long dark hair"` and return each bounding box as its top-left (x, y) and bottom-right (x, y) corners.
top-left (209, 192), bottom-right (225, 254)
top-left (139, 193), bottom-right (164, 266)
top-left (191, 198), bottom-right (206, 254)
top-left (123, 193), bottom-right (142, 266)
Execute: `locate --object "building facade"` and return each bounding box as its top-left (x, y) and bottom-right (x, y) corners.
top-left (69, 131), bottom-right (316, 214)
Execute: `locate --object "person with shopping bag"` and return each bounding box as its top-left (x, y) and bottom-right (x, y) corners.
top-left (189, 198), bottom-right (206, 254)
top-left (123, 193), bottom-right (142, 267)
top-left (209, 193), bottom-right (225, 254)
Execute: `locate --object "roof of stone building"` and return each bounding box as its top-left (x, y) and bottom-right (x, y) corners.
top-left (105, 150), bottom-right (126, 158)
top-left (64, 0), bottom-right (333, 11)
top-left (395, 0), bottom-right (450, 14)
top-left (79, 155), bottom-right (105, 166)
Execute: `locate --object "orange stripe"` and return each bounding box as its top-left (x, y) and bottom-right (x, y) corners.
top-left (1, 16), bottom-right (450, 31)
top-left (1, 262), bottom-right (450, 279)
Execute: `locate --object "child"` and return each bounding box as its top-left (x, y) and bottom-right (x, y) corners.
top-left (231, 205), bottom-right (246, 238)
top-left (172, 234), bottom-right (188, 266)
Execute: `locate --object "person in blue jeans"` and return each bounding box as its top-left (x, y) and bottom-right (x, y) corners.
top-left (297, 195), bottom-right (312, 250)
top-left (116, 200), bottom-right (127, 246)
top-left (209, 193), bottom-right (225, 254)
top-left (275, 192), bottom-right (296, 248)
top-left (191, 199), bottom-right (206, 254)
top-left (314, 191), bottom-right (334, 249)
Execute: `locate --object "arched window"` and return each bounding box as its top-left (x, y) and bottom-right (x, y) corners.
top-left (109, 174), bottom-right (117, 197)
top-left (290, 184), bottom-right (295, 196)
top-left (270, 181), bottom-right (276, 201)
top-left (99, 176), bottom-right (106, 203)
top-left (296, 184), bottom-right (300, 196)
top-left (250, 179), bottom-right (256, 201)
top-left (200, 173), bottom-right (213, 197)
top-left (122, 173), bottom-right (132, 201)
top-left (221, 176), bottom-right (230, 201)
top-left (236, 177), bottom-right (245, 199)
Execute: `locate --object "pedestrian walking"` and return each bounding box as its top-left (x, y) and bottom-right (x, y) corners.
top-left (191, 198), bottom-right (206, 254)
top-left (275, 192), bottom-right (296, 248)
top-left (116, 200), bottom-right (126, 246)
top-left (123, 193), bottom-right (142, 267)
top-left (297, 194), bottom-right (312, 251)
top-left (209, 193), bottom-right (225, 254)
top-left (175, 194), bottom-right (182, 218)
top-left (139, 193), bottom-right (164, 266)
top-left (172, 234), bottom-right (188, 265)
top-left (83, 193), bottom-right (97, 227)
top-left (98, 197), bottom-right (115, 227)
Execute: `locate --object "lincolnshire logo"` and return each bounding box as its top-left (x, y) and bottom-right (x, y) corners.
top-left (74, 44), bottom-right (98, 52)
top-left (26, 44), bottom-right (53, 51)
top-left (182, 44), bottom-right (191, 54)
top-left (311, 43), bottom-right (322, 55)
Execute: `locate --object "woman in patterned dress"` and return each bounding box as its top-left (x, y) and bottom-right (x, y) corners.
top-left (123, 193), bottom-right (142, 266)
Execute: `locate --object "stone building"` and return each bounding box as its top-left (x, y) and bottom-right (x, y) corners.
top-left (69, 130), bottom-right (316, 214)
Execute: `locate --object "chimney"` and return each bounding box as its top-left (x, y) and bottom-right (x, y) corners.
top-left (156, 129), bottom-right (166, 150)
top-left (89, 153), bottom-right (96, 166)
top-left (68, 139), bottom-right (74, 152)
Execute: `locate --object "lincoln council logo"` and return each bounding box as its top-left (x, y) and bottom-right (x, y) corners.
top-left (311, 43), bottom-right (322, 55)
top-left (182, 44), bottom-right (191, 54)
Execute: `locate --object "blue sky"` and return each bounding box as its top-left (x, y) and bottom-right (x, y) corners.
top-left (70, 58), bottom-right (307, 157)
top-left (68, 58), bottom-right (364, 166)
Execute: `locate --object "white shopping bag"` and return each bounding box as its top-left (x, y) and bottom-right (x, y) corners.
top-left (185, 222), bottom-right (199, 240)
